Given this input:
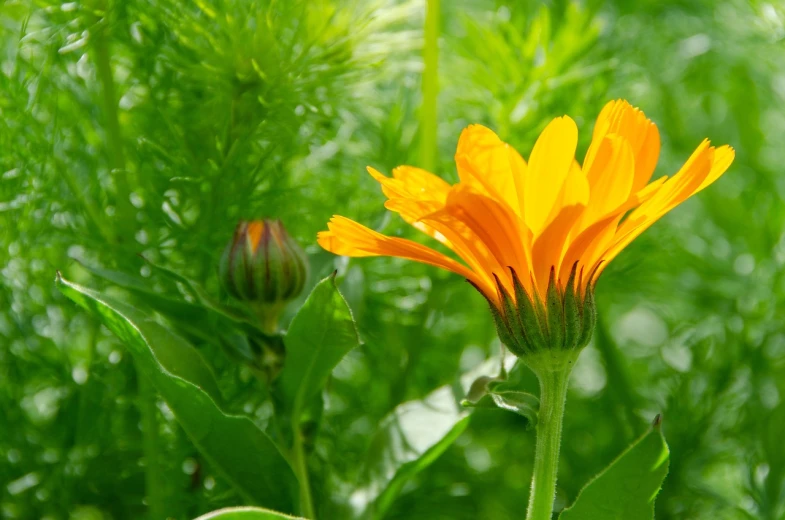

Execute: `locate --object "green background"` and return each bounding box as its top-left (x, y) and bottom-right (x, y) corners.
top-left (1, 0), bottom-right (783, 518)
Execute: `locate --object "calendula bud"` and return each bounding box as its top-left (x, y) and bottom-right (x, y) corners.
top-left (475, 263), bottom-right (597, 360)
top-left (219, 219), bottom-right (308, 310)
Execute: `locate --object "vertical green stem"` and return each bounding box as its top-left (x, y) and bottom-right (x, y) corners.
top-left (291, 423), bottom-right (316, 519)
top-left (420, 0), bottom-right (440, 172)
top-left (526, 366), bottom-right (572, 520)
top-left (91, 1), bottom-right (134, 235)
top-left (139, 371), bottom-right (165, 519)
top-left (92, 5), bottom-right (162, 517)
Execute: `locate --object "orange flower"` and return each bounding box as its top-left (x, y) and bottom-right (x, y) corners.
top-left (318, 100), bottom-right (734, 320)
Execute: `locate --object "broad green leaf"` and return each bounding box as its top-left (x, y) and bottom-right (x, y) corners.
top-left (277, 274), bottom-right (360, 420)
top-left (194, 506), bottom-right (305, 519)
top-left (559, 417), bottom-right (670, 520)
top-left (57, 274), bottom-right (298, 513)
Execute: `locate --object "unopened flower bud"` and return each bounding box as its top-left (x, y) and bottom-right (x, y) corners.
top-left (220, 219), bottom-right (308, 311)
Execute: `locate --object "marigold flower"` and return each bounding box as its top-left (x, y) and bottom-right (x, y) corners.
top-left (317, 100), bottom-right (734, 356)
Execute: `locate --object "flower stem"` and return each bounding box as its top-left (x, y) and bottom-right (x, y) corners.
top-left (526, 364), bottom-right (572, 520)
top-left (292, 423), bottom-right (315, 519)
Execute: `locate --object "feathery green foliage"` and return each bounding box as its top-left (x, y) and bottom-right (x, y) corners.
top-left (2, 0), bottom-right (784, 518)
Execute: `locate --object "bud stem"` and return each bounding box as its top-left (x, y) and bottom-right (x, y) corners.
top-left (526, 356), bottom-right (575, 520)
top-left (292, 421), bottom-right (316, 519)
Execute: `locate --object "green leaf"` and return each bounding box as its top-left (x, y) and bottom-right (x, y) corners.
top-left (559, 416), bottom-right (670, 520)
top-left (277, 274), bottom-right (360, 421)
top-left (57, 274), bottom-right (298, 513)
top-left (194, 506), bottom-right (305, 519)
top-left (356, 384), bottom-right (470, 520)
top-left (461, 376), bottom-right (539, 426)
top-left (489, 391), bottom-right (539, 421)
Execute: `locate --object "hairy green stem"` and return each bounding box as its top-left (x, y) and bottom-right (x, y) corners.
top-left (420, 0), bottom-right (440, 171)
top-left (291, 423), bottom-right (316, 519)
top-left (526, 365), bottom-right (572, 520)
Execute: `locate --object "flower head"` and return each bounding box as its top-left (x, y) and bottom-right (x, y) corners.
top-left (317, 100), bottom-right (733, 356)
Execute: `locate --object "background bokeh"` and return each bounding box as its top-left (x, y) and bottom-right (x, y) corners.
top-left (2, 0), bottom-right (784, 518)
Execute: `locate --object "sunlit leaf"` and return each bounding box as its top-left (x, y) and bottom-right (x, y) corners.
top-left (353, 355), bottom-right (514, 519)
top-left (194, 506), bottom-right (305, 519)
top-left (461, 375), bottom-right (539, 426)
top-left (57, 274), bottom-right (298, 513)
top-left (355, 385), bottom-right (470, 520)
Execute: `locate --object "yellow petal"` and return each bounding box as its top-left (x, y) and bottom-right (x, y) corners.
top-left (418, 210), bottom-right (504, 292)
top-left (696, 145), bottom-right (735, 192)
top-left (579, 135), bottom-right (635, 229)
top-left (367, 165), bottom-right (450, 205)
top-left (566, 176), bottom-right (669, 284)
top-left (426, 185), bottom-right (531, 293)
top-left (317, 216), bottom-right (494, 295)
top-left (529, 163), bottom-right (589, 292)
top-left (454, 125), bottom-right (528, 218)
top-left (594, 139), bottom-right (733, 276)
top-left (587, 100), bottom-right (661, 192)
top-left (524, 116), bottom-right (579, 235)
top-left (368, 165), bottom-right (451, 245)
top-left (531, 204), bottom-right (585, 296)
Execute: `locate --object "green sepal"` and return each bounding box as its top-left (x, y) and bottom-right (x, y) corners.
top-left (530, 273), bottom-right (551, 346)
top-left (468, 279), bottom-right (523, 356)
top-left (492, 307), bottom-right (524, 356)
top-left (576, 266), bottom-right (599, 350)
top-left (577, 286), bottom-right (596, 349)
top-left (545, 267), bottom-right (564, 350)
top-left (510, 268), bottom-right (547, 352)
top-left (494, 274), bottom-right (530, 355)
top-left (562, 262), bottom-right (581, 350)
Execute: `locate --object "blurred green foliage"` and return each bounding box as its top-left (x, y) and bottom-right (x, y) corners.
top-left (2, 0), bottom-right (784, 519)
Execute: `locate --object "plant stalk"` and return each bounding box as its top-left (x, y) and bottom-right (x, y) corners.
top-left (91, 1), bottom-right (135, 238)
top-left (420, 0), bottom-right (440, 172)
top-left (291, 423), bottom-right (316, 519)
top-left (139, 371), bottom-right (165, 519)
top-left (526, 365), bottom-right (572, 520)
